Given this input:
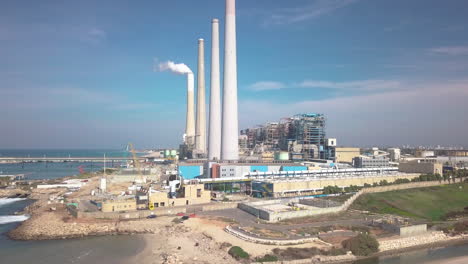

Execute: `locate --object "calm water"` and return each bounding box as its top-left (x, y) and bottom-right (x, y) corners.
top-left (0, 198), bottom-right (145, 264)
top-left (0, 149), bottom-right (146, 263)
top-left (0, 149), bottom-right (134, 180)
top-left (354, 243), bottom-right (468, 264)
top-left (0, 149), bottom-right (131, 158)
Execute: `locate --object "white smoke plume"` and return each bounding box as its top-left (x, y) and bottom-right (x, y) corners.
top-left (157, 60), bottom-right (192, 75)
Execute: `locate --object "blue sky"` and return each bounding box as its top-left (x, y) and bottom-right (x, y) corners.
top-left (1, 0), bottom-right (468, 149)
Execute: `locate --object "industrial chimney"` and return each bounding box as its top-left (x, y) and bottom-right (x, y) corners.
top-left (185, 72), bottom-right (195, 146)
top-left (208, 19), bottom-right (221, 160)
top-left (195, 39), bottom-right (207, 155)
top-left (221, 0), bottom-right (239, 160)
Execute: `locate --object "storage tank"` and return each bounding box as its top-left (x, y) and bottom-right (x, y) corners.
top-left (275, 151), bottom-right (290, 161)
top-left (164, 149), bottom-right (170, 158)
top-left (170, 150), bottom-right (177, 157)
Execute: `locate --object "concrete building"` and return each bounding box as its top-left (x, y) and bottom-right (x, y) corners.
top-left (415, 150), bottom-right (435, 158)
top-left (399, 159), bottom-right (443, 175)
top-left (252, 173), bottom-right (419, 198)
top-left (388, 148), bottom-right (401, 161)
top-left (353, 156), bottom-right (390, 168)
top-left (178, 164), bottom-right (204, 179)
top-left (148, 183), bottom-right (210, 208)
top-left (102, 198), bottom-right (137, 213)
top-left (335, 148), bottom-right (361, 163)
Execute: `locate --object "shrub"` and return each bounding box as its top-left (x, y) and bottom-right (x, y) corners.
top-left (228, 246), bottom-right (249, 260)
top-left (453, 221), bottom-right (468, 234)
top-left (323, 185), bottom-right (342, 194)
top-left (394, 178), bottom-right (411, 184)
top-left (323, 247), bottom-right (347, 256)
top-left (255, 254), bottom-right (278, 262)
top-left (342, 233), bottom-right (379, 256)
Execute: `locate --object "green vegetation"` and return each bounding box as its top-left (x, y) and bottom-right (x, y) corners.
top-left (228, 246), bottom-right (249, 260)
top-left (442, 221), bottom-right (468, 235)
top-left (351, 183), bottom-right (468, 221)
top-left (255, 254), bottom-right (278, 262)
top-left (271, 247), bottom-right (346, 261)
top-left (342, 233), bottom-right (379, 256)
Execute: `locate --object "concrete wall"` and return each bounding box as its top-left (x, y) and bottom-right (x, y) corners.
top-left (201, 202), bottom-right (238, 211)
top-left (270, 174), bottom-right (420, 196)
top-left (335, 148), bottom-right (360, 163)
top-left (71, 206), bottom-right (187, 220)
top-left (102, 199), bottom-right (137, 213)
top-left (149, 184), bottom-right (211, 207)
top-left (399, 161), bottom-right (443, 175)
top-left (399, 224), bottom-right (427, 237)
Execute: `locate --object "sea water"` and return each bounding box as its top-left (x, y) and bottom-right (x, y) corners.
top-left (0, 198), bottom-right (145, 264)
top-left (0, 149), bottom-right (131, 180)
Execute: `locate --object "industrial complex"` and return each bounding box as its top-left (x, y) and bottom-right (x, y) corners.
top-left (3, 1), bottom-right (468, 263)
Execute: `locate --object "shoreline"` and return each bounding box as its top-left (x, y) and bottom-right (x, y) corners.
top-left (6, 210), bottom-right (468, 264)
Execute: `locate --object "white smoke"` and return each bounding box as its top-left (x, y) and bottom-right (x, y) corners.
top-left (158, 61), bottom-right (192, 75)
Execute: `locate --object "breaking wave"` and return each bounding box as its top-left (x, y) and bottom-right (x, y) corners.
top-left (0, 214), bottom-right (30, 225)
top-left (0, 198), bottom-right (27, 207)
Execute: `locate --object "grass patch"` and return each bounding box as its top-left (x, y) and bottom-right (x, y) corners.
top-left (228, 246), bottom-right (249, 260)
top-left (351, 183), bottom-right (468, 221)
top-left (255, 254), bottom-right (278, 262)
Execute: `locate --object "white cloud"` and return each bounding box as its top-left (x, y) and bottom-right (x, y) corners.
top-left (248, 79), bottom-right (401, 91)
top-left (249, 81), bottom-right (286, 91)
top-left (297, 80), bottom-right (401, 91)
top-left (430, 46), bottom-right (468, 56)
top-left (264, 0), bottom-right (360, 25)
top-left (82, 27), bottom-right (107, 44)
top-left (240, 80), bottom-right (468, 147)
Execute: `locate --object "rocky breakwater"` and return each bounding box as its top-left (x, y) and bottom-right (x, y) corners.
top-left (0, 188), bottom-right (30, 198)
top-left (8, 201), bottom-right (179, 240)
top-left (8, 206), bottom-right (118, 240)
top-left (379, 231), bottom-right (468, 252)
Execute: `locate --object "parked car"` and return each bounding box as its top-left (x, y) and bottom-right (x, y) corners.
top-left (147, 214), bottom-right (157, 219)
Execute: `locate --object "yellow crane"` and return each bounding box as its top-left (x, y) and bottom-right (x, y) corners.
top-left (128, 143), bottom-right (145, 184)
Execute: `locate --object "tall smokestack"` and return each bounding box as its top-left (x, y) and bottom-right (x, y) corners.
top-left (195, 39), bottom-right (207, 154)
top-left (221, 0), bottom-right (239, 160)
top-left (156, 60), bottom-right (194, 146)
top-left (185, 72), bottom-right (195, 145)
top-left (208, 19), bottom-right (221, 160)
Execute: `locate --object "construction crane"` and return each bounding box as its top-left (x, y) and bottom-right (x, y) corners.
top-left (128, 143), bottom-right (145, 184)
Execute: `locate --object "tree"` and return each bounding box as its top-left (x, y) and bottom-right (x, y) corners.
top-left (342, 233), bottom-right (379, 256)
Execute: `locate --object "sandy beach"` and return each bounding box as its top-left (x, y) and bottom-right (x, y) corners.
top-left (129, 216), bottom-right (331, 264)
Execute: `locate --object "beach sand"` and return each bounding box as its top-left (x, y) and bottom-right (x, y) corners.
top-left (129, 216), bottom-right (331, 264)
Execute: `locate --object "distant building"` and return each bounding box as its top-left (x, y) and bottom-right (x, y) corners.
top-left (415, 150), bottom-right (435, 158)
top-left (399, 159), bottom-right (443, 175)
top-left (239, 113), bottom-right (327, 160)
top-left (388, 148), bottom-right (401, 161)
top-left (335, 148), bottom-right (361, 163)
top-left (102, 198), bottom-right (137, 213)
top-left (353, 156), bottom-right (390, 168)
top-left (148, 183), bottom-right (210, 208)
